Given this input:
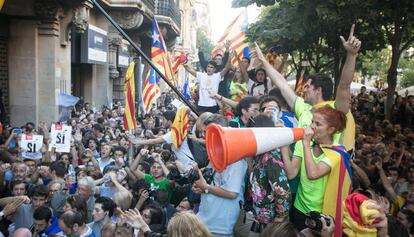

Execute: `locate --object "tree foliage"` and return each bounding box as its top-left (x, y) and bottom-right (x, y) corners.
top-left (196, 28), bottom-right (214, 58)
top-left (236, 0), bottom-right (414, 118)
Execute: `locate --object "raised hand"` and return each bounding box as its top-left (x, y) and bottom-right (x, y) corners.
top-left (302, 128), bottom-right (314, 143)
top-left (3, 197), bottom-right (27, 216)
top-left (340, 24), bottom-right (361, 55)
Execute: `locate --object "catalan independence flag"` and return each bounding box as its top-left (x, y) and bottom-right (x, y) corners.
top-left (143, 18), bottom-right (175, 113)
top-left (211, 8), bottom-right (248, 65)
top-left (123, 62), bottom-right (137, 130)
top-left (321, 145), bottom-right (352, 237)
top-left (171, 107), bottom-right (189, 149)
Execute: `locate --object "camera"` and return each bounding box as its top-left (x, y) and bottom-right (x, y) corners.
top-left (167, 167), bottom-right (214, 185)
top-left (305, 211), bottom-right (331, 232)
top-left (146, 187), bottom-right (157, 201)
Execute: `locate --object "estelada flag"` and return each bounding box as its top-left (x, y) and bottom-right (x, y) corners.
top-left (123, 62), bottom-right (137, 130)
top-left (211, 8), bottom-right (248, 65)
top-left (295, 71), bottom-right (306, 96)
top-left (170, 107), bottom-right (189, 149)
top-left (172, 51), bottom-right (187, 75)
top-left (321, 145), bottom-right (353, 237)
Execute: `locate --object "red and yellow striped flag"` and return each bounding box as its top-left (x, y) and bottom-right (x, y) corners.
top-left (123, 62), bottom-right (137, 130)
top-left (211, 8), bottom-right (248, 65)
top-left (171, 107), bottom-right (189, 149)
top-left (0, 0), bottom-right (5, 11)
top-left (295, 71), bottom-right (306, 96)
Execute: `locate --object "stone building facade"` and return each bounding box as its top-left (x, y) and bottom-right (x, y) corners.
top-left (0, 0), bottom-right (181, 126)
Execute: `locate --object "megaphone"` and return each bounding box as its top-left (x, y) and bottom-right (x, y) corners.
top-left (206, 124), bottom-right (304, 172)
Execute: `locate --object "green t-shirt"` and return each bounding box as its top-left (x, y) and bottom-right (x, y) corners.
top-left (144, 174), bottom-right (173, 201)
top-left (293, 150), bottom-right (331, 213)
top-left (293, 97), bottom-right (355, 154)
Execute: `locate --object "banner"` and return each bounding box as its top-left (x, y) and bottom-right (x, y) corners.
top-left (51, 124), bottom-right (72, 152)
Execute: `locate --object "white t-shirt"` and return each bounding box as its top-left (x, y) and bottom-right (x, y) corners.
top-left (97, 157), bottom-right (115, 172)
top-left (162, 132), bottom-right (194, 169)
top-left (195, 72), bottom-right (223, 107)
top-left (248, 78), bottom-right (272, 96)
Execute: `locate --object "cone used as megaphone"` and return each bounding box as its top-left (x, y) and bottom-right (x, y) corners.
top-left (206, 124), bottom-right (304, 172)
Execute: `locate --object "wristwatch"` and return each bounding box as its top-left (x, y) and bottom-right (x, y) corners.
top-left (204, 184), bottom-right (210, 194)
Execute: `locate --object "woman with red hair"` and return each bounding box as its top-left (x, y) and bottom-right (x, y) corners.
top-left (282, 106), bottom-right (351, 236)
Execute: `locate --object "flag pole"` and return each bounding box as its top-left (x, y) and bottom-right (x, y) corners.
top-left (92, 0), bottom-right (199, 116)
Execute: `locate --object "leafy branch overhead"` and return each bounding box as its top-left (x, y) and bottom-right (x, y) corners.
top-left (232, 0), bottom-right (414, 118)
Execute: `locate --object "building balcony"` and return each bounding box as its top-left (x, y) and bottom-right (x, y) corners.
top-left (155, 0), bottom-right (181, 36)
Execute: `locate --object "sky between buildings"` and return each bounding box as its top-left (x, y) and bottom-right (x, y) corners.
top-left (209, 0), bottom-right (260, 43)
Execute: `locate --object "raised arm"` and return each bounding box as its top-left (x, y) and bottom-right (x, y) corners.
top-left (335, 24), bottom-right (361, 113)
top-left (183, 64), bottom-right (197, 77)
top-left (253, 43), bottom-right (297, 109)
top-left (236, 52), bottom-right (250, 83)
top-left (220, 51), bottom-right (233, 78)
top-left (198, 50), bottom-right (208, 72)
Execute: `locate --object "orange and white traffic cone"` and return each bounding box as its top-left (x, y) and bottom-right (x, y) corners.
top-left (206, 124), bottom-right (304, 172)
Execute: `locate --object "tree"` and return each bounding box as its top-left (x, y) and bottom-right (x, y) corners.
top-left (363, 1), bottom-right (414, 118)
top-left (399, 55), bottom-right (414, 88)
top-left (196, 28), bottom-right (214, 58)
top-left (245, 1), bottom-right (383, 90)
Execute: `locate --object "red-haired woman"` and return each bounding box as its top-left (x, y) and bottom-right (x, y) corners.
top-left (281, 106), bottom-right (351, 235)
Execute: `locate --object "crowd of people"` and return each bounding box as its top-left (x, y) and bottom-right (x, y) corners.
top-left (0, 25), bottom-right (412, 237)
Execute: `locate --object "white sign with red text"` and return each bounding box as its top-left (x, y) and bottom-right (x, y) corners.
top-left (21, 134), bottom-right (43, 160)
top-left (51, 124), bottom-right (72, 152)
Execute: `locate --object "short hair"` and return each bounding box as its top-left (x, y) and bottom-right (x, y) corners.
top-left (167, 211), bottom-right (212, 237)
top-left (60, 210), bottom-right (84, 228)
top-left (95, 196), bottom-right (116, 217)
top-left (163, 110), bottom-right (176, 123)
top-left (30, 185), bottom-right (49, 198)
top-left (12, 228), bottom-right (32, 237)
top-left (138, 162), bottom-right (151, 174)
top-left (255, 68), bottom-right (266, 76)
top-left (259, 95), bottom-right (281, 111)
top-left (113, 191), bottom-right (131, 211)
top-left (207, 60), bottom-right (218, 68)
top-left (50, 161), bottom-right (66, 178)
top-left (242, 56), bottom-right (251, 63)
top-left (77, 176), bottom-right (96, 195)
top-left (197, 112), bottom-right (213, 124)
top-left (132, 180), bottom-right (150, 193)
top-left (235, 96), bottom-right (260, 117)
top-left (11, 179), bottom-right (28, 191)
top-left (268, 88), bottom-right (289, 110)
top-left (92, 124), bottom-right (105, 133)
top-left (203, 114), bottom-right (227, 127)
top-left (113, 146), bottom-right (127, 155)
top-left (307, 73), bottom-right (334, 101)
top-left (33, 206), bottom-right (52, 222)
top-left (65, 195), bottom-right (87, 223)
top-left (142, 204), bottom-right (164, 226)
top-left (249, 114), bottom-right (275, 128)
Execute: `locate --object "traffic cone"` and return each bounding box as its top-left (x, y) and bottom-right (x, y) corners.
top-left (206, 124), bottom-right (304, 172)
